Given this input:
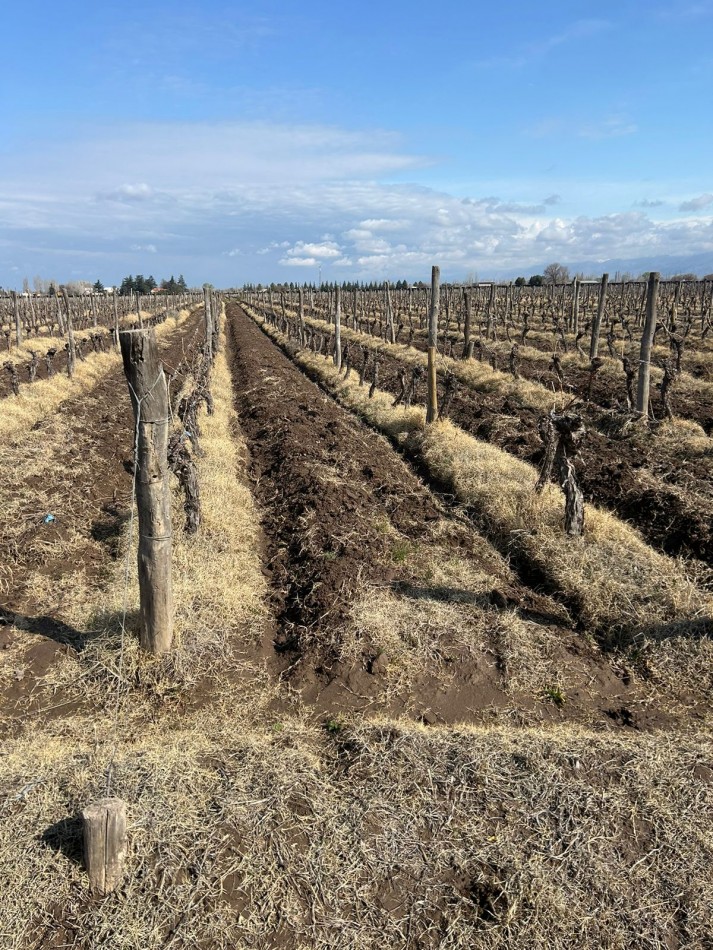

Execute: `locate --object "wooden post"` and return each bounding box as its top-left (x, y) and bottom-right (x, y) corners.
top-left (12, 292), bottom-right (21, 347)
top-left (119, 328), bottom-right (173, 654)
top-left (571, 277), bottom-right (580, 334)
top-left (636, 272), bottom-right (660, 419)
top-left (113, 292), bottom-right (120, 347)
top-left (61, 287), bottom-right (76, 377)
top-left (426, 266), bottom-right (440, 423)
top-left (82, 798), bottom-right (127, 896)
top-left (136, 293), bottom-right (143, 329)
top-left (385, 281), bottom-right (395, 344)
top-left (334, 286), bottom-right (342, 370)
top-left (462, 289), bottom-right (472, 359)
top-left (298, 287), bottom-right (305, 344)
top-left (589, 273), bottom-right (609, 359)
top-left (203, 287), bottom-right (213, 359)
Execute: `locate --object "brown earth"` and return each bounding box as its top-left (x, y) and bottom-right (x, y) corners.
top-left (298, 322), bottom-right (713, 565)
top-left (226, 303), bottom-right (686, 730)
top-left (0, 312), bottom-right (205, 732)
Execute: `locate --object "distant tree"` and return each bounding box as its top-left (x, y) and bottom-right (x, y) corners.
top-left (93, 279), bottom-right (105, 293)
top-left (669, 272), bottom-right (699, 281)
top-left (703, 273), bottom-right (713, 281)
top-left (177, 275), bottom-right (188, 291)
top-left (49, 283), bottom-right (57, 296)
top-left (514, 276), bottom-right (526, 287)
top-left (528, 274), bottom-right (544, 287)
top-left (543, 262), bottom-right (570, 284)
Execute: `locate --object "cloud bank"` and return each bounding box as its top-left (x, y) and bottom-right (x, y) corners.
top-left (0, 120), bottom-right (711, 285)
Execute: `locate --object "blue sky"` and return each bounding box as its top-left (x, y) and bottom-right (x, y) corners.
top-left (1, 0), bottom-right (712, 287)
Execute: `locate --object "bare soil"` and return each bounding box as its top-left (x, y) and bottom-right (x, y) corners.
top-left (0, 312), bottom-right (205, 732)
top-left (225, 304), bottom-right (694, 730)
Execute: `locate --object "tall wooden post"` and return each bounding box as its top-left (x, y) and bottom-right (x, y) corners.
top-left (334, 286), bottom-right (342, 370)
top-left (203, 287), bottom-right (213, 359)
top-left (113, 292), bottom-right (120, 347)
top-left (636, 272), bottom-right (660, 419)
top-left (571, 277), bottom-right (580, 334)
top-left (298, 287), bottom-right (305, 344)
top-left (426, 266), bottom-right (440, 423)
top-left (12, 292), bottom-right (21, 347)
top-left (462, 289), bottom-right (472, 359)
top-left (119, 328), bottom-right (173, 654)
top-left (61, 287), bottom-right (76, 377)
top-left (385, 281), bottom-right (395, 344)
top-left (589, 273), bottom-right (609, 359)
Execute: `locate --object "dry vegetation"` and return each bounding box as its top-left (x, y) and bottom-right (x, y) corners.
top-left (1, 299), bottom-right (712, 949)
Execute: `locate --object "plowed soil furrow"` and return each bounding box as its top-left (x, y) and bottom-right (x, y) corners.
top-left (345, 318), bottom-right (713, 429)
top-left (227, 306), bottom-right (440, 639)
top-left (290, 311), bottom-right (713, 564)
top-left (371, 348), bottom-right (713, 562)
top-left (226, 304), bottom-right (670, 727)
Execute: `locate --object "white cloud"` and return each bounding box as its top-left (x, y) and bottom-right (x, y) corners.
top-left (679, 193), bottom-right (713, 211)
top-left (1, 118), bottom-right (712, 284)
top-left (280, 256), bottom-right (318, 267)
top-left (285, 241), bottom-right (342, 259)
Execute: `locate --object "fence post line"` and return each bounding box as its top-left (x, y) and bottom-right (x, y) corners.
top-left (426, 266), bottom-right (440, 423)
top-left (636, 272), bottom-right (660, 419)
top-left (119, 327), bottom-right (173, 655)
top-left (589, 273), bottom-right (609, 360)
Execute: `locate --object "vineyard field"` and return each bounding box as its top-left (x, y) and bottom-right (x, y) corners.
top-left (1, 284), bottom-right (711, 949)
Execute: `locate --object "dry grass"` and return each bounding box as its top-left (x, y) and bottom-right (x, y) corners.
top-left (0, 307), bottom-right (198, 443)
top-left (2, 305), bottom-right (713, 949)
top-left (2, 714), bottom-right (711, 949)
top-left (252, 310), bottom-right (713, 699)
top-left (287, 306), bottom-right (713, 453)
top-left (35, 313), bottom-right (269, 717)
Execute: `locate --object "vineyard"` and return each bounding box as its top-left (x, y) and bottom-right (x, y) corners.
top-left (1, 275), bottom-right (712, 949)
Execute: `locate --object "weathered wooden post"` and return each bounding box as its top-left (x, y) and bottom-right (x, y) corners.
top-left (61, 287), bottom-right (76, 377)
top-left (113, 292), bottom-right (120, 347)
top-left (571, 277), bottom-right (581, 335)
top-left (426, 266), bottom-right (440, 423)
top-left (119, 328), bottom-right (173, 654)
top-left (203, 287), bottom-right (213, 360)
top-left (385, 281), bottom-right (396, 344)
top-left (12, 292), bottom-right (21, 347)
top-left (589, 273), bottom-right (609, 359)
top-left (636, 272), bottom-right (660, 419)
top-left (333, 286), bottom-right (342, 370)
top-left (82, 798), bottom-right (127, 896)
top-left (298, 287), bottom-right (305, 344)
top-left (462, 289), bottom-right (472, 359)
